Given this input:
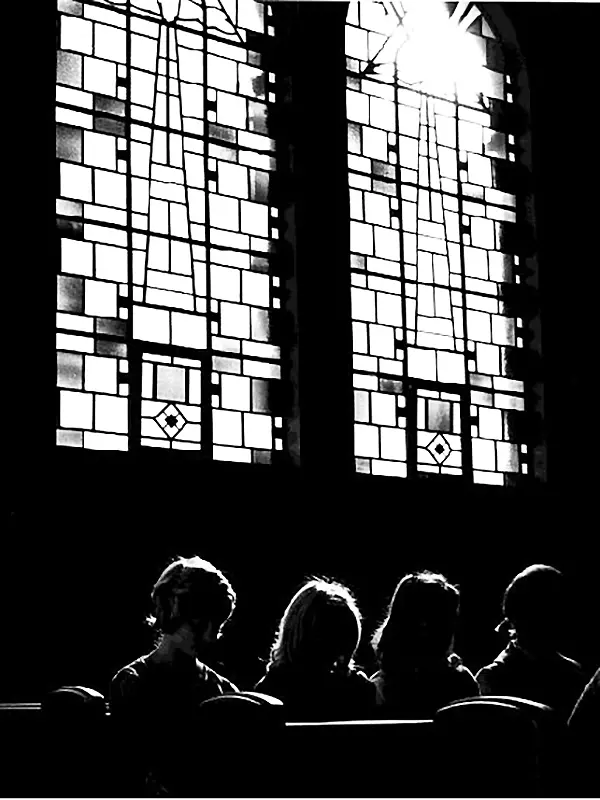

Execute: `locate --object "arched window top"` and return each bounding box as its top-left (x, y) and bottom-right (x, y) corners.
top-left (346, 1), bottom-right (505, 102)
top-left (345, 1), bottom-right (543, 486)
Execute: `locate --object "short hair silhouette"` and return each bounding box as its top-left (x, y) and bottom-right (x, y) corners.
top-left (372, 571), bottom-right (460, 669)
top-left (269, 578), bottom-right (362, 671)
top-left (501, 564), bottom-right (564, 644)
top-left (147, 555), bottom-right (236, 636)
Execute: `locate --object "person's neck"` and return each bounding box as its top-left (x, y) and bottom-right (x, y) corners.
top-left (150, 637), bottom-right (197, 669)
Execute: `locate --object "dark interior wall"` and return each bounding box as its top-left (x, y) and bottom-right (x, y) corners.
top-left (5, 3), bottom-right (599, 702)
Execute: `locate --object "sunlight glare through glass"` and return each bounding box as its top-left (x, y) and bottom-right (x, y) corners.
top-left (394, 1), bottom-right (484, 99)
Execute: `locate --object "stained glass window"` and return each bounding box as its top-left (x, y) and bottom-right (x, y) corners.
top-left (346, 0), bottom-right (542, 485)
top-left (56, 0), bottom-right (285, 463)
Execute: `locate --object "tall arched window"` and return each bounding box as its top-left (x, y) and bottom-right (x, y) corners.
top-left (346, 1), bottom-right (543, 485)
top-left (56, 0), bottom-right (285, 464)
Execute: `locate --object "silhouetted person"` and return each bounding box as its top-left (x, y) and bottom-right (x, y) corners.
top-left (568, 667), bottom-right (599, 796)
top-left (370, 571), bottom-right (478, 718)
top-left (110, 556), bottom-right (238, 794)
top-left (254, 577), bottom-right (376, 720)
top-left (476, 564), bottom-right (586, 721)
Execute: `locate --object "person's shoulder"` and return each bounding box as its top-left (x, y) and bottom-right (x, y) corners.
top-left (475, 657), bottom-right (504, 692)
top-left (446, 655), bottom-right (478, 686)
top-left (476, 646), bottom-right (513, 676)
top-left (111, 654), bottom-right (151, 687)
top-left (110, 654), bottom-right (153, 706)
top-left (197, 660), bottom-right (239, 694)
top-left (556, 652), bottom-right (584, 673)
top-left (454, 664), bottom-right (479, 692)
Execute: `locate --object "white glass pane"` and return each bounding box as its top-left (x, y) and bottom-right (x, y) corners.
top-left (407, 347), bottom-right (436, 380)
top-left (351, 287), bottom-right (376, 321)
top-left (83, 56), bottom-right (116, 95)
top-left (96, 244), bottom-right (128, 282)
top-left (376, 292), bottom-right (403, 326)
top-left (172, 311), bottom-right (207, 348)
top-left (207, 55), bottom-right (237, 91)
top-left (471, 217), bottom-right (495, 249)
top-left (211, 265), bottom-right (240, 301)
top-left (85, 279), bottom-right (117, 317)
top-left (371, 392), bottom-right (396, 426)
top-left (244, 412), bottom-right (272, 449)
top-left (242, 272), bottom-right (270, 307)
top-left (217, 92), bottom-right (247, 128)
top-left (60, 389), bottom-right (93, 429)
top-left (95, 170), bottom-right (127, 208)
top-left (240, 201), bottom-right (269, 236)
top-left (476, 342), bottom-right (500, 375)
top-left (221, 374), bottom-right (251, 411)
top-left (221, 302), bottom-right (250, 338)
top-left (437, 351), bottom-right (465, 384)
top-left (62, 238), bottom-right (94, 276)
top-left (355, 423), bottom-right (379, 457)
top-left (351, 221), bottom-right (374, 255)
top-left (130, 34), bottom-right (157, 71)
top-left (219, 162), bottom-right (249, 199)
top-left (61, 16), bottom-right (93, 55)
top-left (61, 163), bottom-right (92, 201)
top-left (209, 194), bottom-right (239, 231)
top-left (94, 24), bottom-right (127, 63)
top-left (467, 310), bottom-right (491, 342)
top-left (213, 409), bottom-right (243, 445)
top-left (362, 126), bottom-right (388, 160)
top-left (85, 355), bottom-right (117, 394)
top-left (353, 321), bottom-right (368, 353)
top-left (472, 438), bottom-right (496, 470)
top-left (369, 324), bottom-right (395, 358)
top-left (365, 192), bottom-right (398, 228)
top-left (133, 305), bottom-right (170, 343)
top-left (380, 427), bottom-right (406, 461)
top-left (479, 407), bottom-right (503, 440)
top-left (95, 394), bottom-right (128, 433)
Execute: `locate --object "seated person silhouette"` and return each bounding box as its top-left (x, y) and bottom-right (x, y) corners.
top-left (110, 556), bottom-right (238, 794)
top-left (254, 577), bottom-right (376, 720)
top-left (568, 666), bottom-right (599, 796)
top-left (476, 564), bottom-right (586, 720)
top-left (370, 571), bottom-right (478, 718)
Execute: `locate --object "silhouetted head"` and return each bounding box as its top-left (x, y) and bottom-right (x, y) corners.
top-left (148, 556), bottom-right (236, 655)
top-left (269, 578), bottom-right (362, 673)
top-left (502, 564), bottom-right (565, 651)
top-left (373, 571), bottom-right (460, 670)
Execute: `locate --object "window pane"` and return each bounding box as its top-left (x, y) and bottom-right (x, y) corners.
top-left (56, 0), bottom-right (282, 462)
top-left (347, 0), bottom-right (534, 484)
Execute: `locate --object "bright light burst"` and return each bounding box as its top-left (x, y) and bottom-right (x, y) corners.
top-left (380, 0), bottom-right (486, 100)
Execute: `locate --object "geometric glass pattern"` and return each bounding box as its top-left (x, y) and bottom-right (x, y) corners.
top-left (347, 0), bottom-right (536, 484)
top-left (56, 0), bottom-right (284, 463)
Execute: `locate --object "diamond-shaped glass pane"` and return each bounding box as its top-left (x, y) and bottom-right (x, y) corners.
top-left (155, 403), bottom-right (187, 438)
top-left (426, 432), bottom-right (452, 464)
